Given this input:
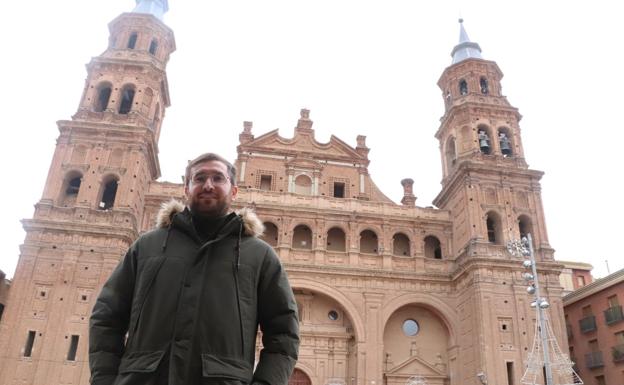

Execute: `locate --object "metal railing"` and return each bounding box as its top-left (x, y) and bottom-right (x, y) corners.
top-left (604, 305), bottom-right (624, 325)
top-left (579, 315), bottom-right (597, 333)
top-left (585, 351), bottom-right (604, 368)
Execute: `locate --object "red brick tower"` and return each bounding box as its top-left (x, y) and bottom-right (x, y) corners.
top-left (0, 2), bottom-right (175, 384)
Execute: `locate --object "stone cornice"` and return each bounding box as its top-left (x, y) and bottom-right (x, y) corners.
top-left (434, 160), bottom-right (544, 207)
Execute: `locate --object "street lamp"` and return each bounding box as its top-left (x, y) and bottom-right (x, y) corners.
top-left (507, 234), bottom-right (583, 385)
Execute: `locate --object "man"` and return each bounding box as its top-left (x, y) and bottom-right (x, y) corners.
top-left (89, 153), bottom-right (299, 385)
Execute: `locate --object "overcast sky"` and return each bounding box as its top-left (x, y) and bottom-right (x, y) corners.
top-left (0, 0), bottom-right (621, 279)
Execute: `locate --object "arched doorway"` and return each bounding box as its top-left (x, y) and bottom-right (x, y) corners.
top-left (289, 369), bottom-right (311, 385)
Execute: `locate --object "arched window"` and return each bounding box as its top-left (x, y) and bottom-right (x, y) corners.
top-left (518, 215), bottom-right (533, 241)
top-left (261, 222), bottom-right (278, 247)
top-left (327, 227), bottom-right (346, 252)
top-left (149, 39), bottom-right (158, 55)
top-left (127, 32), bottom-right (138, 49)
top-left (445, 136), bottom-right (457, 169)
top-left (480, 77), bottom-right (489, 94)
top-left (94, 83), bottom-right (112, 112)
top-left (498, 127), bottom-right (513, 157)
top-left (99, 177), bottom-right (119, 210)
top-left (359, 230), bottom-right (378, 254)
top-left (459, 79), bottom-right (468, 95)
top-left (486, 211), bottom-right (503, 244)
top-left (118, 85), bottom-right (135, 114)
top-left (66, 176), bottom-right (81, 196)
top-left (60, 171), bottom-right (83, 206)
top-left (294, 174), bottom-right (312, 195)
top-left (424, 236), bottom-right (442, 259)
top-left (293, 225), bottom-right (312, 249)
top-left (478, 125), bottom-right (492, 155)
top-left (393, 233), bottom-right (411, 256)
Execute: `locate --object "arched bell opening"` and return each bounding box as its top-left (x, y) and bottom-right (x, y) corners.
top-left (477, 125), bottom-right (493, 155)
top-left (497, 127), bottom-right (514, 157)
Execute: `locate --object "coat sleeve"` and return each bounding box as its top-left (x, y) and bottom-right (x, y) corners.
top-left (253, 246), bottom-right (300, 385)
top-left (88, 243), bottom-right (138, 385)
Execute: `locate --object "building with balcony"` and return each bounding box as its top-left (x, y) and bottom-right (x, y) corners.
top-left (559, 261), bottom-right (594, 296)
top-left (564, 268), bottom-right (624, 385)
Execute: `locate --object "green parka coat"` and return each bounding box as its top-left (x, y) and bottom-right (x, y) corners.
top-left (89, 201), bottom-right (299, 385)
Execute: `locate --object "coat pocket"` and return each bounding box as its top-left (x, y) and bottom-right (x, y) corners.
top-left (201, 354), bottom-right (252, 380)
top-left (118, 350), bottom-right (166, 374)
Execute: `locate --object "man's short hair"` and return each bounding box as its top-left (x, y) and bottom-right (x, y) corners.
top-left (185, 153), bottom-right (237, 186)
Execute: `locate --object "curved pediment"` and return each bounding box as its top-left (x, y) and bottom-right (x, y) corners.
top-left (240, 128), bottom-right (367, 163)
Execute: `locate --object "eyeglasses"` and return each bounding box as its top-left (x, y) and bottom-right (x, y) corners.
top-left (191, 172), bottom-right (229, 186)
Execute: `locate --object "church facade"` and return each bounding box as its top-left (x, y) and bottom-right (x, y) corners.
top-left (0, 2), bottom-right (568, 385)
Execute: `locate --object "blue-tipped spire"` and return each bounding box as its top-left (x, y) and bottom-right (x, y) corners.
top-left (133, 0), bottom-right (169, 21)
top-left (451, 19), bottom-right (483, 64)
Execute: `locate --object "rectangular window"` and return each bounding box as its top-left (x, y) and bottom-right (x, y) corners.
top-left (589, 339), bottom-right (599, 352)
top-left (576, 275), bottom-right (586, 287)
top-left (616, 331), bottom-right (624, 344)
top-left (608, 295), bottom-right (620, 307)
top-left (67, 335), bottom-right (79, 361)
top-left (595, 375), bottom-right (606, 385)
top-left (506, 361), bottom-right (514, 385)
top-left (24, 330), bottom-right (36, 357)
top-left (333, 182), bottom-right (345, 198)
top-left (260, 175), bottom-right (272, 191)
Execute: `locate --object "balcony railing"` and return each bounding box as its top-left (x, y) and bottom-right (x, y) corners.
top-left (604, 305), bottom-right (624, 325)
top-left (613, 344), bottom-right (624, 362)
top-left (585, 351), bottom-right (604, 369)
top-left (579, 315), bottom-right (597, 333)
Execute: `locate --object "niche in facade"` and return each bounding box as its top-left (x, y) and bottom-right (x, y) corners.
top-left (295, 174), bottom-right (312, 195)
top-left (327, 227), bottom-right (346, 252)
top-left (393, 233), bottom-right (411, 256)
top-left (293, 225), bottom-right (312, 249)
top-left (261, 222), bottom-right (278, 247)
top-left (424, 236), bottom-right (442, 259)
top-left (360, 230), bottom-right (378, 254)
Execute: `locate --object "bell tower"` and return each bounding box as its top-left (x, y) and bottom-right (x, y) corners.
top-left (0, 2), bottom-right (175, 384)
top-left (433, 19), bottom-right (553, 261)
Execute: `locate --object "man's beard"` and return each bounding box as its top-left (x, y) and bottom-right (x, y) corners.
top-left (189, 195), bottom-right (230, 218)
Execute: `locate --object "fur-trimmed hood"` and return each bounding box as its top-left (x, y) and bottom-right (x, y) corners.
top-left (155, 199), bottom-right (264, 237)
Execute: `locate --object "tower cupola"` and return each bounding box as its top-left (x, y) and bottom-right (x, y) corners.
top-left (451, 18), bottom-right (483, 64)
top-left (133, 0), bottom-right (169, 21)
